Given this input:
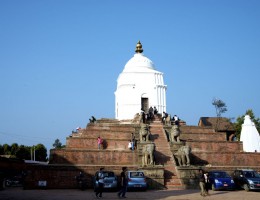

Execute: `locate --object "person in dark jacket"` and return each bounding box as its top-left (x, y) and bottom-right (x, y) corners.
top-left (198, 169), bottom-right (207, 197)
top-left (95, 168), bottom-right (104, 198)
top-left (117, 167), bottom-right (128, 198)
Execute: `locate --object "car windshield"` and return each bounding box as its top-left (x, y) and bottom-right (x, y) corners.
top-left (102, 172), bottom-right (115, 177)
top-left (211, 172), bottom-right (230, 178)
top-left (243, 171), bottom-right (260, 178)
top-left (130, 172), bottom-right (144, 178)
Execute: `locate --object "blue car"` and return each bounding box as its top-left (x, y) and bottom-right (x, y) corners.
top-left (208, 170), bottom-right (235, 191)
top-left (127, 171), bottom-right (147, 191)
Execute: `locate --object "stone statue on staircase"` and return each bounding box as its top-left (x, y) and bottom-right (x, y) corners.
top-left (142, 143), bottom-right (155, 166)
top-left (170, 124), bottom-right (181, 143)
top-left (173, 145), bottom-right (191, 166)
top-left (139, 123), bottom-right (150, 142)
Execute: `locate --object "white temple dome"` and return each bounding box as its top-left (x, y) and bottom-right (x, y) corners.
top-left (123, 53), bottom-right (156, 72)
top-left (115, 41), bottom-right (167, 120)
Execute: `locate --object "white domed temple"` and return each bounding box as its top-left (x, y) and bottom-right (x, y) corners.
top-left (115, 41), bottom-right (167, 120)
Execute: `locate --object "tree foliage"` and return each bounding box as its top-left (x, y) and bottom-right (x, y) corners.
top-left (35, 144), bottom-right (48, 161)
top-left (11, 143), bottom-right (19, 155)
top-left (212, 98), bottom-right (227, 117)
top-left (0, 143), bottom-right (48, 161)
top-left (53, 139), bottom-right (63, 149)
top-left (3, 144), bottom-right (11, 155)
top-left (212, 98), bottom-right (228, 131)
top-left (16, 145), bottom-right (31, 160)
top-left (234, 109), bottom-right (260, 140)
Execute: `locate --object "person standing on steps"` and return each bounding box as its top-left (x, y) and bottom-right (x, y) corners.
top-left (117, 167), bottom-right (128, 198)
top-left (173, 114), bottom-right (179, 125)
top-left (128, 140), bottom-right (133, 150)
top-left (97, 136), bottom-right (103, 150)
top-left (162, 111), bottom-right (168, 123)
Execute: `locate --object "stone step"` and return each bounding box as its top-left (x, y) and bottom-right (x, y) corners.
top-left (66, 137), bottom-right (134, 150)
top-left (186, 141), bottom-right (243, 152)
top-left (178, 132), bottom-right (226, 141)
top-left (149, 122), bottom-right (183, 188)
top-left (49, 148), bottom-right (138, 165)
top-left (191, 151), bottom-right (260, 166)
top-left (180, 125), bottom-right (216, 133)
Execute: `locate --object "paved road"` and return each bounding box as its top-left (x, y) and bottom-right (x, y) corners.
top-left (1, 187), bottom-right (260, 200)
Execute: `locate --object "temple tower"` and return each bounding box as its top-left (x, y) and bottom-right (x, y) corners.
top-left (115, 41), bottom-right (167, 120)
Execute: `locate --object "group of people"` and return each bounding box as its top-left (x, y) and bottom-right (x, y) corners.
top-left (95, 167), bottom-right (128, 199)
top-left (162, 112), bottom-right (180, 125)
top-left (198, 169), bottom-right (210, 197)
top-left (91, 167), bottom-right (212, 199)
top-left (141, 106), bottom-right (158, 123)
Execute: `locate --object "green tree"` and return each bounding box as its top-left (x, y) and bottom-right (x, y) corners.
top-left (16, 145), bottom-right (31, 160)
top-left (0, 144), bottom-right (4, 154)
top-left (212, 98), bottom-right (228, 131)
top-left (234, 109), bottom-right (260, 140)
top-left (3, 144), bottom-right (11, 155)
top-left (53, 139), bottom-right (62, 149)
top-left (35, 143), bottom-right (47, 161)
top-left (11, 143), bottom-right (19, 155)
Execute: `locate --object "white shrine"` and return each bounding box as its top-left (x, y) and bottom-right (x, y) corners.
top-left (240, 115), bottom-right (260, 152)
top-left (115, 41), bottom-right (167, 120)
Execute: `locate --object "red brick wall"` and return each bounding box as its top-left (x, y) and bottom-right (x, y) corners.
top-left (49, 149), bottom-right (138, 165)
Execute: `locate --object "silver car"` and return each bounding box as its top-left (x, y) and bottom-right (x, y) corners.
top-left (93, 171), bottom-right (118, 191)
top-left (127, 171), bottom-right (147, 190)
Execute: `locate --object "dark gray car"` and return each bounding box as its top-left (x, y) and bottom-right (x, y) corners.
top-left (233, 169), bottom-right (260, 191)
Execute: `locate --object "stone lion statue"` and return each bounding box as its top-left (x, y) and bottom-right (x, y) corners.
top-left (132, 113), bottom-right (142, 124)
top-left (173, 145), bottom-right (191, 166)
top-left (170, 125), bottom-right (181, 143)
top-left (142, 143), bottom-right (155, 166)
top-left (139, 124), bottom-right (150, 142)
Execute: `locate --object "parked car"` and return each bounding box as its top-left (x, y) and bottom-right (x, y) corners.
top-left (208, 170), bottom-right (235, 191)
top-left (127, 171), bottom-right (147, 191)
top-left (233, 169), bottom-right (260, 191)
top-left (5, 175), bottom-right (23, 187)
top-left (93, 171), bottom-right (118, 191)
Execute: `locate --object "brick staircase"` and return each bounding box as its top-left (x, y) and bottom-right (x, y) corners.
top-left (149, 116), bottom-right (183, 189)
top-left (48, 117), bottom-right (260, 190)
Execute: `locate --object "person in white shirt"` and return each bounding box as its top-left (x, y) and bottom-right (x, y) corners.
top-left (128, 140), bottom-right (133, 150)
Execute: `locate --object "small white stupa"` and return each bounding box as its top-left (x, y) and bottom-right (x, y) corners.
top-left (115, 41), bottom-right (167, 120)
top-left (240, 115), bottom-right (260, 152)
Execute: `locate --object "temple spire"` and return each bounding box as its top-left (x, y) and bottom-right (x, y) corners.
top-left (135, 41), bottom-right (143, 53)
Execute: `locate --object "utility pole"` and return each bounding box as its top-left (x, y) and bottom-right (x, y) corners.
top-left (34, 146), bottom-right (35, 161)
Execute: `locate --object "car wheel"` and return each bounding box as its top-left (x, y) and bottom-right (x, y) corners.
top-left (211, 184), bottom-right (216, 191)
top-left (5, 180), bottom-right (11, 187)
top-left (243, 184), bottom-right (250, 192)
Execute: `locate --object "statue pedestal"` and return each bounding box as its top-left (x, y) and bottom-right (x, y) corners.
top-left (138, 165), bottom-right (164, 190)
top-left (177, 166), bottom-right (201, 189)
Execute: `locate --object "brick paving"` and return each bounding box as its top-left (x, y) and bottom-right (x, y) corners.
top-left (1, 187), bottom-right (260, 200)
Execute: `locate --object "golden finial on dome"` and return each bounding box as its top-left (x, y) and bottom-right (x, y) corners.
top-left (135, 40), bottom-right (143, 53)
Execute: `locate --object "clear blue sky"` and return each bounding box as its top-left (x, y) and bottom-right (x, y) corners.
top-left (1, 0), bottom-right (260, 153)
